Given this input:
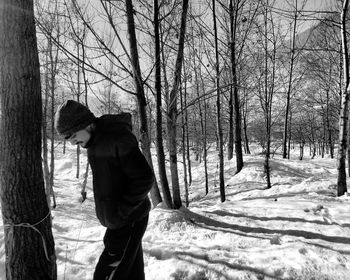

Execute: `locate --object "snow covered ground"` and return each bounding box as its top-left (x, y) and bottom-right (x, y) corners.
top-left (0, 144), bottom-right (350, 280)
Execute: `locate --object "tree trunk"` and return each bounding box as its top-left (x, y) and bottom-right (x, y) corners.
top-left (185, 99), bottom-right (192, 186)
top-left (0, 1), bottom-right (57, 279)
top-left (180, 82), bottom-right (189, 207)
top-left (125, 0), bottom-right (162, 205)
top-left (288, 109), bottom-right (292, 159)
top-left (242, 89), bottom-right (251, 154)
top-left (326, 89), bottom-right (334, 158)
top-left (282, 0), bottom-right (297, 159)
top-left (263, 0), bottom-right (274, 189)
top-left (49, 35), bottom-right (58, 208)
top-left (203, 100), bottom-right (209, 195)
top-left (229, 0), bottom-right (244, 173)
top-left (154, 0), bottom-right (173, 208)
top-left (337, 0), bottom-right (349, 196)
top-left (42, 35), bottom-right (57, 209)
top-left (197, 73), bottom-right (210, 194)
top-left (228, 85), bottom-right (234, 160)
top-left (166, 0), bottom-right (189, 209)
top-left (299, 142), bottom-right (304, 160)
top-left (196, 61), bottom-right (209, 194)
top-left (213, 0), bottom-right (225, 202)
top-left (76, 45), bottom-right (81, 179)
top-left (42, 47), bottom-right (52, 207)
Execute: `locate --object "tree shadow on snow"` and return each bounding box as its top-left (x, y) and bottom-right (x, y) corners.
top-left (180, 208), bottom-right (350, 252)
top-left (175, 251), bottom-right (284, 280)
top-left (206, 209), bottom-right (336, 227)
top-left (246, 160), bottom-right (310, 179)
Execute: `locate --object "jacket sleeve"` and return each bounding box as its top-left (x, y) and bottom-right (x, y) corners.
top-left (115, 132), bottom-right (154, 218)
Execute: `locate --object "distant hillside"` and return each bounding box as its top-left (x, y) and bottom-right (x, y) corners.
top-left (285, 13), bottom-right (341, 51)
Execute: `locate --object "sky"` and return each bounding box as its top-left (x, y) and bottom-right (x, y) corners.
top-left (0, 144), bottom-right (349, 279)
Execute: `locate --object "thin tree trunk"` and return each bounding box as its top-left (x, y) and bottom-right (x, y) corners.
top-left (299, 142), bottom-right (304, 160)
top-left (282, 0), bottom-right (297, 158)
top-left (184, 83), bottom-right (192, 185)
top-left (203, 99), bottom-right (209, 195)
top-left (125, 0), bottom-right (162, 205)
top-left (288, 109), bottom-right (292, 159)
top-left (263, 0), bottom-right (273, 189)
top-left (199, 73), bottom-right (209, 194)
top-left (242, 89), bottom-right (251, 154)
top-left (185, 87), bottom-right (192, 186)
top-left (326, 89), bottom-right (334, 158)
top-left (195, 54), bottom-right (208, 194)
top-left (42, 45), bottom-right (52, 207)
top-left (154, 0), bottom-right (173, 208)
top-left (0, 1), bottom-right (57, 278)
top-left (180, 82), bottom-right (189, 207)
top-left (49, 33), bottom-right (59, 208)
top-left (228, 86), bottom-right (234, 159)
top-left (76, 44), bottom-right (81, 179)
top-left (229, 0), bottom-right (244, 172)
top-left (212, 0), bottom-right (225, 202)
top-left (165, 0), bottom-right (189, 209)
top-left (42, 34), bottom-right (57, 209)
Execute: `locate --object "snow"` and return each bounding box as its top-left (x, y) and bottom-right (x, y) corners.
top-left (1, 144), bottom-right (350, 280)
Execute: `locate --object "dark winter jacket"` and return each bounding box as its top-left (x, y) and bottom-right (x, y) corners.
top-left (86, 114), bottom-right (154, 229)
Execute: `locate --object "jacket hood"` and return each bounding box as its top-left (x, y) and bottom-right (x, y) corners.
top-left (96, 113), bottom-right (133, 132)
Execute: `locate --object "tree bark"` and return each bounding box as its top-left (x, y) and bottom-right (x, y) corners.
top-left (337, 0), bottom-right (349, 196)
top-left (212, 0), bottom-right (226, 202)
top-left (166, 0), bottom-right (189, 209)
top-left (125, 0), bottom-right (162, 206)
top-left (180, 82), bottom-right (189, 207)
top-left (154, 0), bottom-right (173, 208)
top-left (42, 45), bottom-right (52, 207)
top-left (282, 0), bottom-right (298, 159)
top-left (242, 89), bottom-right (251, 154)
top-left (0, 1), bottom-right (57, 279)
top-left (263, 0), bottom-right (274, 189)
top-left (326, 89), bottom-right (334, 159)
top-left (229, 0), bottom-right (244, 173)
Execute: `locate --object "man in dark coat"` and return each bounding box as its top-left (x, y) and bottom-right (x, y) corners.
top-left (54, 100), bottom-right (154, 280)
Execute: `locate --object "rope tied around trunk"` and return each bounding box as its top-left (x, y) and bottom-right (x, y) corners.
top-left (2, 212), bottom-right (52, 261)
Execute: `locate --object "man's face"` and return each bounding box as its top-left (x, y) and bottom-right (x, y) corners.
top-left (66, 128), bottom-right (91, 148)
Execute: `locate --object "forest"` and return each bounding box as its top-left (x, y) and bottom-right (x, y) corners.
top-left (0, 0), bottom-right (349, 279)
top-left (33, 0), bottom-right (348, 206)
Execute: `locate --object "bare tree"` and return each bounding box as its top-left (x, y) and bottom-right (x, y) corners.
top-left (337, 0), bottom-right (349, 196)
top-left (282, 0), bottom-right (299, 159)
top-left (228, 0), bottom-right (244, 173)
top-left (166, 0), bottom-right (189, 209)
top-left (154, 0), bottom-right (173, 208)
top-left (36, 0), bottom-right (68, 208)
top-left (212, 0), bottom-right (226, 202)
top-left (251, 0), bottom-right (281, 189)
top-left (125, 0), bottom-right (163, 205)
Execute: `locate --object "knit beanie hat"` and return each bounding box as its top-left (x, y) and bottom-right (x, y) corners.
top-left (54, 100), bottom-right (96, 137)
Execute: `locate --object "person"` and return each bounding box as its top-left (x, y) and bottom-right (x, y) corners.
top-left (54, 100), bottom-right (154, 280)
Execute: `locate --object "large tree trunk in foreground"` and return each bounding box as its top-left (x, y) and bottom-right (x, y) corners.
top-left (337, 0), bottom-right (349, 196)
top-left (0, 0), bottom-right (57, 279)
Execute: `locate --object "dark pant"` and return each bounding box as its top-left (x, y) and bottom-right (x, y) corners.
top-left (93, 215), bottom-right (149, 280)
